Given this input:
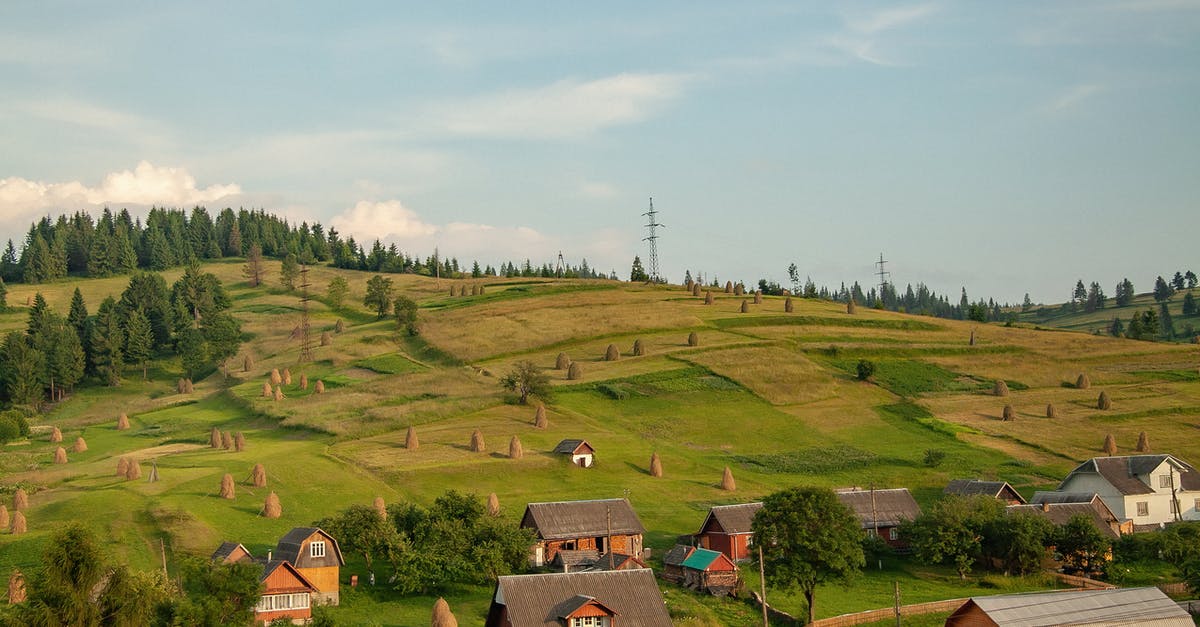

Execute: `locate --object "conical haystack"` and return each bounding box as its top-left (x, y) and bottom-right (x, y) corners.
top-left (282, 368), bottom-right (292, 385)
top-left (243, 354), bottom-right (253, 372)
top-left (273, 387), bottom-right (284, 401)
top-left (650, 452), bottom-right (663, 478)
top-left (1098, 391), bottom-right (1111, 410)
top-left (0, 505), bottom-right (8, 530)
top-left (50, 427), bottom-right (62, 443)
top-left (685, 278), bottom-right (694, 292)
top-left (567, 362), bottom-right (582, 381)
top-left (262, 381), bottom-right (273, 398)
top-left (1137, 431), bottom-right (1150, 453)
top-left (221, 431), bottom-right (233, 450)
top-left (8, 570), bottom-right (26, 604)
top-left (10, 512), bottom-right (26, 535)
top-left (1046, 403), bottom-right (1058, 419)
top-left (315, 380), bottom-right (325, 394)
top-left (471, 284), bottom-right (479, 296)
top-left (116, 457), bottom-right (129, 477)
top-left (740, 300), bottom-right (749, 313)
top-left (470, 430), bottom-right (485, 453)
top-left (251, 463), bottom-right (267, 487)
top-left (53, 447), bottom-right (67, 464)
top-left (692, 283), bottom-right (701, 297)
top-left (509, 436), bottom-right (523, 460)
top-left (847, 298), bottom-right (857, 314)
top-left (1002, 405), bottom-right (1016, 421)
top-left (785, 297), bottom-right (793, 313)
top-left (734, 283), bottom-right (744, 296)
top-left (993, 380), bottom-right (1009, 396)
top-left (604, 344), bottom-right (620, 361)
top-left (724, 281), bottom-right (733, 294)
top-left (1076, 373), bottom-right (1091, 389)
top-left (687, 331), bottom-right (699, 347)
top-left (12, 489), bottom-right (27, 512)
top-left (320, 331), bottom-right (332, 346)
top-left (210, 428), bottom-right (221, 449)
top-left (555, 353), bottom-right (570, 370)
top-left (406, 426), bottom-right (419, 449)
top-left (125, 459), bottom-right (141, 480)
top-left (335, 319), bottom-right (345, 333)
top-left (721, 466), bottom-right (736, 491)
top-left (1103, 433), bottom-right (1117, 456)
top-left (632, 339), bottom-right (646, 356)
top-left (374, 497), bottom-right (387, 520)
top-left (754, 291), bottom-right (762, 305)
top-left (299, 374), bottom-right (308, 390)
top-left (117, 414), bottom-right (130, 430)
top-left (73, 437), bottom-right (87, 453)
top-left (262, 492), bottom-right (281, 518)
top-left (534, 405), bottom-right (547, 429)
top-left (704, 291), bottom-right (714, 305)
top-left (487, 493), bottom-right (500, 517)
top-left (431, 597), bottom-right (458, 627)
top-left (270, 369), bottom-right (282, 385)
top-left (969, 330), bottom-right (976, 346)
top-left (234, 432), bottom-right (245, 452)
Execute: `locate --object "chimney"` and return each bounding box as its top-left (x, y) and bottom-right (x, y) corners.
top-left (1042, 502), bottom-right (1050, 512)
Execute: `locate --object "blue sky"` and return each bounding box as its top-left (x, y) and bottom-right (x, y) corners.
top-left (1, 2), bottom-right (1196, 303)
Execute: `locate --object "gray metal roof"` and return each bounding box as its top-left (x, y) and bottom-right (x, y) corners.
top-left (491, 569), bottom-right (671, 627)
top-left (1030, 492), bottom-right (1102, 505)
top-left (553, 439), bottom-right (592, 455)
top-left (835, 488), bottom-right (922, 529)
top-left (1061, 455), bottom-right (1200, 495)
top-left (950, 587), bottom-right (1191, 626)
top-left (521, 499), bottom-right (645, 540)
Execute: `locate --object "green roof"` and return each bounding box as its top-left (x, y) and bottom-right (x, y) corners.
top-left (680, 547), bottom-right (722, 570)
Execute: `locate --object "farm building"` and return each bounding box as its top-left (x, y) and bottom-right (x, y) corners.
top-left (1020, 493), bottom-right (1129, 537)
top-left (521, 498), bottom-right (645, 567)
top-left (695, 501), bottom-right (762, 562)
top-left (1054, 454), bottom-right (1200, 529)
top-left (485, 569), bottom-right (672, 627)
top-left (589, 552), bottom-right (648, 572)
top-left (944, 479), bottom-right (1027, 505)
top-left (944, 586), bottom-right (1191, 626)
top-left (553, 439), bottom-right (595, 467)
top-left (835, 487), bottom-right (921, 549)
top-left (273, 527), bottom-right (345, 605)
top-left (662, 544), bottom-right (692, 583)
top-left (211, 541), bottom-right (252, 564)
top-left (675, 546), bottom-right (739, 596)
top-left (552, 549), bottom-right (600, 572)
top-left (253, 560), bottom-right (318, 626)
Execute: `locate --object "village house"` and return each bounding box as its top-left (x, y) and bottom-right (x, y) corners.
top-left (521, 498), bottom-right (645, 567)
top-left (945, 587), bottom-right (1192, 626)
top-left (661, 545), bottom-right (739, 596)
top-left (694, 502), bottom-right (762, 563)
top-left (1028, 492), bottom-right (1133, 536)
top-left (485, 569), bottom-right (672, 627)
top-left (1054, 454), bottom-right (1200, 529)
top-left (553, 439), bottom-right (595, 468)
top-left (835, 487), bottom-right (922, 549)
top-left (944, 479), bottom-right (1027, 505)
top-left (209, 543), bottom-right (319, 625)
top-left (273, 527), bottom-right (345, 605)
top-left (589, 552), bottom-right (648, 572)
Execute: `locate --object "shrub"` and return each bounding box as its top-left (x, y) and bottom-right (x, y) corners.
top-left (470, 430), bottom-right (485, 452)
top-left (487, 493), bottom-right (500, 517)
top-left (993, 380), bottom-right (1010, 396)
top-left (50, 426), bottom-right (62, 443)
top-left (125, 459), bottom-right (141, 480)
top-left (923, 449), bottom-right (946, 467)
top-left (704, 291), bottom-right (714, 305)
top-left (315, 380), bottom-right (325, 394)
top-left (740, 300), bottom-right (749, 313)
top-left (856, 359), bottom-right (876, 381)
top-left (13, 488), bottom-right (27, 511)
top-left (597, 384), bottom-right (629, 400)
top-left (117, 414), bottom-right (130, 430)
top-left (509, 436), bottom-right (523, 460)
top-left (1076, 373), bottom-right (1091, 389)
top-left (688, 331), bottom-right (699, 346)
top-left (210, 428), bottom-right (221, 449)
top-left (1046, 403), bottom-right (1058, 419)
top-left (847, 298), bottom-right (857, 314)
top-left (567, 362), bottom-right (582, 380)
top-left (632, 339), bottom-right (646, 356)
top-left (650, 452), bottom-right (663, 478)
top-left (1137, 431), bottom-right (1150, 453)
top-left (1002, 405), bottom-right (1016, 421)
top-left (10, 512), bottom-right (25, 535)
top-left (234, 432), bottom-right (245, 452)
top-left (555, 352), bottom-right (570, 370)
top-left (72, 437), bottom-right (87, 453)
top-left (251, 463), bottom-right (267, 487)
top-left (374, 497), bottom-right (387, 520)
top-left (534, 405), bottom-right (548, 429)
top-left (604, 344), bottom-right (620, 361)
top-left (785, 297), bottom-right (794, 313)
top-left (262, 492), bottom-right (281, 518)
top-left (1098, 391), bottom-right (1111, 410)
top-left (1103, 433), bottom-right (1117, 456)
top-left (721, 466), bottom-right (736, 491)
top-left (406, 426), bottom-right (419, 449)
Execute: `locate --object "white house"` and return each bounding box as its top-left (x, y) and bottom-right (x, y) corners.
top-left (1055, 455), bottom-right (1200, 528)
top-left (553, 439), bottom-right (595, 468)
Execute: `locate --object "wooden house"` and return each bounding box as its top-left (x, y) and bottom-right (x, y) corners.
top-left (553, 439), bottom-right (595, 467)
top-left (945, 587), bottom-right (1191, 626)
top-left (273, 527), bottom-right (345, 605)
top-left (834, 487), bottom-right (922, 549)
top-left (944, 479), bottom-right (1027, 505)
top-left (211, 541), bottom-right (252, 564)
top-left (1029, 491), bottom-right (1134, 536)
top-left (589, 552), bottom-right (648, 572)
top-left (254, 560), bottom-right (318, 625)
top-left (695, 502), bottom-right (763, 562)
top-left (521, 499), bottom-right (645, 567)
top-left (485, 569), bottom-right (672, 627)
top-left (679, 547), bottom-right (739, 596)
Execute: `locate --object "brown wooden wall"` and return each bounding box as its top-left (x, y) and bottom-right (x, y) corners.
top-left (255, 607), bottom-right (311, 625)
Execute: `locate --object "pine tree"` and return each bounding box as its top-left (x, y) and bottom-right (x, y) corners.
top-left (22, 232), bottom-right (52, 283)
top-left (1183, 292), bottom-right (1197, 317)
top-left (0, 240), bottom-right (18, 282)
top-left (1172, 271), bottom-right (1186, 291)
top-left (91, 297), bottom-right (125, 386)
top-left (1073, 280), bottom-right (1087, 308)
top-left (44, 317), bottom-right (85, 401)
top-left (1159, 302), bottom-right (1174, 340)
top-left (1154, 276), bottom-right (1174, 302)
top-left (242, 243), bottom-right (264, 287)
top-left (629, 256), bottom-right (648, 282)
top-left (2, 332), bottom-right (45, 408)
top-left (124, 309), bottom-right (153, 381)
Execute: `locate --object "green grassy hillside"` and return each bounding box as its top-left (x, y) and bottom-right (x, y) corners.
top-left (1019, 288), bottom-right (1199, 340)
top-left (2, 265), bottom-right (1198, 625)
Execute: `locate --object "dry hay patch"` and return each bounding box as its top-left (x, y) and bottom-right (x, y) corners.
top-left (683, 346), bottom-right (838, 405)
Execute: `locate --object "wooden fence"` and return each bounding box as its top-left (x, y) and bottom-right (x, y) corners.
top-left (806, 598), bottom-right (966, 627)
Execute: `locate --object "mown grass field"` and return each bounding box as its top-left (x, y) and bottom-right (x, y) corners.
top-left (2, 265), bottom-right (1198, 625)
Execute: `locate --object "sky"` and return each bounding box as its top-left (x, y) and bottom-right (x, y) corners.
top-left (1, 2), bottom-right (1197, 304)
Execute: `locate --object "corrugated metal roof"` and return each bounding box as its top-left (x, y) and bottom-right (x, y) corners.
top-left (1030, 491), bottom-right (1100, 505)
top-left (521, 499), bottom-right (645, 540)
top-left (835, 488), bottom-right (922, 528)
top-left (701, 502), bottom-right (763, 534)
top-left (1006, 503), bottom-right (1120, 539)
top-left (493, 569), bottom-right (672, 627)
top-left (957, 587), bottom-right (1191, 626)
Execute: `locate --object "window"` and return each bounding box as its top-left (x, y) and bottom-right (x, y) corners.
top-left (1160, 475), bottom-right (1173, 489)
top-left (1136, 502), bottom-right (1149, 516)
top-left (310, 541), bottom-right (326, 558)
top-left (570, 617), bottom-right (611, 627)
top-left (257, 593), bottom-right (311, 612)
top-left (888, 528), bottom-right (899, 541)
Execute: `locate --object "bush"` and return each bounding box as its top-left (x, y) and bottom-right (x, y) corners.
top-left (923, 449), bottom-right (946, 467)
top-left (856, 359), bottom-right (876, 381)
top-left (597, 384), bottom-right (630, 400)
top-left (0, 411), bottom-right (29, 444)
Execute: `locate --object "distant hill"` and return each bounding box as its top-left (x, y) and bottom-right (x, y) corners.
top-left (1017, 288), bottom-right (1199, 342)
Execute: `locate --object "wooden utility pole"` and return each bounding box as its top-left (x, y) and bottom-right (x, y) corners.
top-left (893, 581), bottom-right (901, 627)
top-left (607, 505), bottom-right (615, 570)
top-left (759, 545), bottom-right (769, 627)
top-left (160, 538), bottom-right (168, 577)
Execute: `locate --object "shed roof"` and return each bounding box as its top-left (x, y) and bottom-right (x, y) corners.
top-left (835, 488), bottom-right (922, 529)
top-left (552, 439), bottom-right (592, 455)
top-left (274, 527), bottom-right (346, 566)
top-left (699, 502), bottom-right (763, 534)
top-left (491, 569), bottom-right (671, 627)
top-left (681, 548), bottom-right (727, 571)
top-left (949, 587), bottom-right (1191, 626)
top-left (1061, 455), bottom-right (1200, 495)
top-left (1030, 491), bottom-right (1102, 505)
top-left (663, 544), bottom-right (694, 567)
top-left (590, 552), bottom-right (647, 571)
top-left (552, 550), bottom-right (599, 569)
top-left (945, 479), bottom-right (1026, 503)
top-left (521, 499), bottom-right (645, 540)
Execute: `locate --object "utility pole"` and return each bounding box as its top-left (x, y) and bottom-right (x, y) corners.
top-left (759, 545), bottom-right (769, 627)
top-left (642, 198), bottom-right (665, 283)
top-left (893, 581), bottom-right (901, 627)
top-left (606, 505), bottom-right (615, 570)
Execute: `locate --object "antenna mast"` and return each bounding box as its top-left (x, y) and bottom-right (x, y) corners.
top-left (642, 197), bottom-right (664, 283)
top-left (875, 253), bottom-right (891, 301)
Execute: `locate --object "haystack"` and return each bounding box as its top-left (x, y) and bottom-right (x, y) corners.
top-left (117, 414), bottom-right (130, 430)
top-left (53, 447), bottom-right (67, 464)
top-left (1098, 391), bottom-right (1111, 410)
top-left (785, 297), bottom-right (793, 313)
top-left (1046, 403), bottom-right (1058, 419)
top-left (487, 493), bottom-right (500, 517)
top-left (262, 381), bottom-right (272, 398)
top-left (315, 380), bottom-right (325, 394)
top-left (724, 281), bottom-right (733, 294)
top-left (1137, 431), bottom-right (1150, 453)
top-left (632, 339), bottom-right (646, 356)
top-left (1002, 405), bottom-right (1015, 421)
top-left (753, 291), bottom-right (762, 305)
top-left (448, 286), bottom-right (456, 297)
top-left (534, 405), bottom-right (548, 429)
top-left (320, 331), bottom-right (331, 346)
top-left (688, 331), bottom-right (699, 347)
top-left (471, 285), bottom-right (479, 296)
top-left (335, 319), bottom-right (345, 333)
top-left (251, 463), bottom-right (267, 487)
top-left (282, 368), bottom-right (292, 385)
top-left (221, 431), bottom-right (233, 450)
top-left (969, 330), bottom-right (976, 346)
top-left (567, 362), bottom-right (582, 380)
top-left (993, 380), bottom-right (1009, 397)
top-left (555, 353), bottom-right (571, 370)
top-left (299, 374), bottom-right (308, 390)
top-left (740, 300), bottom-right (749, 313)
top-left (478, 285), bottom-right (486, 295)
top-left (733, 283), bottom-right (744, 296)
top-left (692, 283), bottom-right (701, 297)
top-left (262, 492), bottom-right (281, 518)
top-left (0, 506), bottom-right (7, 530)
top-left (604, 344), bottom-right (620, 361)
top-left (10, 512), bottom-right (26, 535)
top-left (374, 497), bottom-right (387, 520)
top-left (8, 570), bottom-right (26, 604)
top-left (116, 457), bottom-right (129, 477)
top-left (273, 387), bottom-right (284, 402)
top-left (243, 354), bottom-right (253, 372)
top-left (650, 452), bottom-right (663, 478)
top-left (219, 474), bottom-right (236, 499)
top-left (73, 436), bottom-right (87, 453)
top-left (234, 432), bottom-right (245, 452)
top-left (12, 489), bottom-right (27, 512)
top-left (1076, 373), bottom-right (1091, 389)
top-left (184, 379), bottom-right (195, 393)
top-left (406, 426), bottom-right (419, 449)
top-left (210, 428), bottom-right (221, 449)
top-left (470, 430), bottom-right (485, 453)
top-left (685, 278), bottom-right (694, 292)
top-left (431, 597), bottom-right (458, 627)
top-left (509, 436), bottom-right (523, 460)
top-left (721, 466), bottom-right (736, 491)
top-left (704, 291), bottom-right (714, 305)
top-left (270, 369), bottom-right (282, 385)
top-left (847, 298), bottom-right (857, 314)
top-left (147, 462), bottom-right (158, 483)
top-left (1103, 433), bottom-right (1117, 456)
top-left (125, 459), bottom-right (141, 480)
top-left (50, 427), bottom-right (62, 443)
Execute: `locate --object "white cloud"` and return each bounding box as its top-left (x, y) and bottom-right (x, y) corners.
top-left (434, 72), bottom-right (694, 140)
top-left (329, 200), bottom-right (439, 240)
top-left (0, 161), bottom-right (241, 220)
top-left (846, 4), bottom-right (938, 34)
top-left (578, 181), bottom-right (620, 199)
top-left (1045, 83), bottom-right (1105, 112)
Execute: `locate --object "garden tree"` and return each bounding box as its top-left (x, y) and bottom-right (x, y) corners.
top-left (118, 272), bottom-right (174, 349)
top-left (1055, 514), bottom-right (1111, 575)
top-left (393, 295), bottom-right (419, 335)
top-left (1108, 316), bottom-right (1125, 337)
top-left (500, 360), bottom-right (551, 405)
top-left (1114, 278), bottom-right (1135, 306)
top-left (91, 296), bottom-right (125, 386)
top-left (170, 264), bottom-right (231, 332)
top-left (242, 243), bottom-right (265, 287)
top-left (629, 256), bottom-right (648, 282)
top-left (750, 487), bottom-right (865, 624)
top-left (1, 332), bottom-right (45, 408)
top-left (280, 252), bottom-right (300, 290)
top-left (967, 302), bottom-right (988, 323)
top-left (1154, 276), bottom-right (1174, 302)
top-left (983, 511), bottom-right (1054, 575)
top-left (364, 274), bottom-right (394, 318)
top-left (1173, 271), bottom-right (1186, 291)
top-left (855, 359), bottom-right (875, 380)
top-left (124, 309), bottom-right (154, 380)
top-left (318, 504), bottom-right (405, 571)
top-left (902, 495), bottom-right (1004, 579)
top-left (787, 263), bottom-right (800, 295)
top-left (204, 313), bottom-right (243, 378)
top-left (42, 315), bottom-right (86, 401)
top-left (326, 275), bottom-right (349, 308)
top-left (172, 556), bottom-right (263, 626)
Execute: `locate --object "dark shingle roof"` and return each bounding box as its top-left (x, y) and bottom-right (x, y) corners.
top-left (951, 587), bottom-right (1191, 626)
top-left (945, 479), bottom-right (1026, 503)
top-left (589, 553), bottom-right (647, 571)
top-left (835, 488), bottom-right (922, 529)
top-left (492, 569), bottom-right (671, 627)
top-left (552, 550), bottom-right (599, 569)
top-left (1061, 455), bottom-right (1200, 495)
top-left (274, 527), bottom-right (346, 566)
top-left (521, 499), bottom-right (645, 540)
top-left (700, 502), bottom-right (763, 534)
top-left (1030, 491), bottom-right (1100, 505)
top-left (211, 542), bottom-right (250, 562)
top-left (552, 439), bottom-right (591, 455)
top-left (1007, 503), bottom-right (1120, 539)
top-left (663, 544), bottom-right (693, 567)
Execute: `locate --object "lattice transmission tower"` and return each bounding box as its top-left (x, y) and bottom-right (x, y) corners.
top-left (642, 197), bottom-right (665, 283)
top-left (875, 253), bottom-right (892, 302)
top-left (298, 264), bottom-right (314, 363)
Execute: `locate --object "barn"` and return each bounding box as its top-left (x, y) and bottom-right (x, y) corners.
top-left (695, 502), bottom-right (763, 562)
top-left (835, 487), bottom-right (922, 549)
top-left (553, 439), bottom-right (595, 467)
top-left (521, 498), bottom-right (645, 567)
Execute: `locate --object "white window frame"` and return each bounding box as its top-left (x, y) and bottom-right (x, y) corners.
top-left (888, 528), bottom-right (899, 541)
top-left (570, 617), bottom-right (611, 627)
top-left (1160, 475), bottom-right (1173, 489)
top-left (310, 540), bottom-right (326, 559)
top-left (1136, 501), bottom-right (1149, 516)
top-left (257, 592), bottom-right (311, 613)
